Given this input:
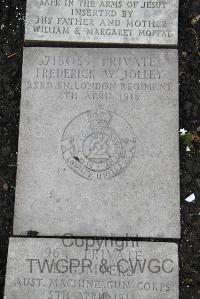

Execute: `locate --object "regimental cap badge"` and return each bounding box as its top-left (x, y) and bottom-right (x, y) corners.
top-left (62, 109), bottom-right (136, 180)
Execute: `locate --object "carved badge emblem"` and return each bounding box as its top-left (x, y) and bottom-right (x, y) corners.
top-left (61, 109), bottom-right (136, 180)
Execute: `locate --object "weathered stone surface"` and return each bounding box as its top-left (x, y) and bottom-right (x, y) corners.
top-left (4, 238), bottom-right (179, 298)
top-left (14, 47), bottom-right (180, 237)
top-left (25, 0), bottom-right (179, 45)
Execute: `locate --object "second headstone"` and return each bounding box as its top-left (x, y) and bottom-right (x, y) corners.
top-left (25, 0), bottom-right (179, 45)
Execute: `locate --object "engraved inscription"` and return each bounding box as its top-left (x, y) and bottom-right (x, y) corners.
top-left (4, 239), bottom-right (179, 299)
top-left (25, 53), bottom-right (173, 103)
top-left (25, 0), bottom-right (178, 44)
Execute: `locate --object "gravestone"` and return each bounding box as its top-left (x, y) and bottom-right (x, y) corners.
top-left (13, 47), bottom-right (180, 238)
top-left (4, 238), bottom-right (179, 298)
top-left (25, 0), bottom-right (179, 45)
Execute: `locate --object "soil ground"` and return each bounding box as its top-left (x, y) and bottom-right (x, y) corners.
top-left (0, 0), bottom-right (200, 298)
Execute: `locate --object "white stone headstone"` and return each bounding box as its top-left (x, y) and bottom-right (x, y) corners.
top-left (13, 47), bottom-right (180, 238)
top-left (4, 238), bottom-right (179, 298)
top-left (25, 0), bottom-right (179, 45)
